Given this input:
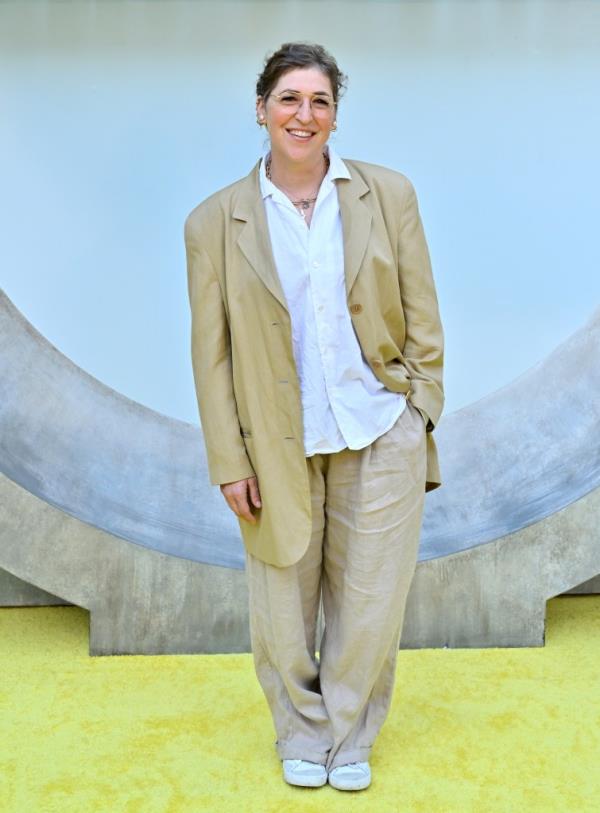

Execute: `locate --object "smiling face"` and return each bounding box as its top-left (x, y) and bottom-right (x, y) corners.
top-left (256, 66), bottom-right (336, 166)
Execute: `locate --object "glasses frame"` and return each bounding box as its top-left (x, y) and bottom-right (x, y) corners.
top-left (266, 90), bottom-right (338, 116)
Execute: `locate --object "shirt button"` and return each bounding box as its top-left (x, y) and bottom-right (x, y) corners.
top-left (350, 303), bottom-right (363, 314)
top-left (312, 260), bottom-right (320, 268)
top-left (317, 305), bottom-right (324, 312)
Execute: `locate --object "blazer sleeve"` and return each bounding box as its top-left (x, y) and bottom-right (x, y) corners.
top-left (397, 180), bottom-right (444, 432)
top-left (184, 217), bottom-right (257, 486)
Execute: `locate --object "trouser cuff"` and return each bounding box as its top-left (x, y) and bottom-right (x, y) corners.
top-left (327, 745), bottom-right (373, 771)
top-left (276, 740), bottom-right (331, 766)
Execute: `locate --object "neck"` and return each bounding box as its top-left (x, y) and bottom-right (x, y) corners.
top-left (267, 147), bottom-right (329, 194)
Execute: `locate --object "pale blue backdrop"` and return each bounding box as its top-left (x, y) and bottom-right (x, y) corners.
top-left (1, 0), bottom-right (598, 423)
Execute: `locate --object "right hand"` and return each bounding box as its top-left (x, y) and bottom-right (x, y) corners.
top-left (220, 476), bottom-right (262, 524)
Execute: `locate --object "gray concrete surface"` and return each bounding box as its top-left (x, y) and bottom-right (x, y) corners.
top-left (0, 290), bottom-right (243, 570)
top-left (1, 289), bottom-right (599, 653)
top-left (0, 473), bottom-right (249, 654)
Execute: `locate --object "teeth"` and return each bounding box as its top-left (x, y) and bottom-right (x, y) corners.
top-left (289, 130), bottom-right (313, 138)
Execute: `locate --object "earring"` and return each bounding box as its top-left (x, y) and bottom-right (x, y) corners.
top-left (257, 116), bottom-right (266, 126)
top-left (331, 121), bottom-right (337, 131)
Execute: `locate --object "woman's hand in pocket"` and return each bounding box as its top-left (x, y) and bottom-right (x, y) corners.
top-left (220, 476), bottom-right (262, 524)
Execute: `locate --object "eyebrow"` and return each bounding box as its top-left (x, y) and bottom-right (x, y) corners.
top-left (278, 88), bottom-right (332, 97)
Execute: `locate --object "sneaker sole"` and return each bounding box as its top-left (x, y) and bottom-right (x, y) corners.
top-left (284, 774), bottom-right (328, 788)
top-left (328, 775), bottom-right (371, 791)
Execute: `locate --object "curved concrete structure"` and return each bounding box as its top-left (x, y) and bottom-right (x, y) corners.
top-left (1, 288), bottom-right (599, 653)
top-left (0, 290), bottom-right (243, 570)
top-left (420, 302), bottom-right (600, 559)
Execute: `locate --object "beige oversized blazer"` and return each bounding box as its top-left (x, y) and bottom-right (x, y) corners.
top-left (185, 155), bottom-right (444, 568)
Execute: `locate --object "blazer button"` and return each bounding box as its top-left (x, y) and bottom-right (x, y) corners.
top-left (349, 303), bottom-right (363, 314)
top-left (371, 358), bottom-right (382, 367)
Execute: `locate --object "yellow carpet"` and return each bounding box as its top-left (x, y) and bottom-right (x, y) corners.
top-left (1, 595), bottom-right (599, 812)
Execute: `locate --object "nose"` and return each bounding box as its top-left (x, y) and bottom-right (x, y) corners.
top-left (295, 97), bottom-right (313, 124)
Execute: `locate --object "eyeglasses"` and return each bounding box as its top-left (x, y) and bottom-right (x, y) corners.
top-left (268, 90), bottom-right (337, 116)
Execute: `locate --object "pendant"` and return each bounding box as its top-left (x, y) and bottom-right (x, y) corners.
top-left (296, 199), bottom-right (313, 220)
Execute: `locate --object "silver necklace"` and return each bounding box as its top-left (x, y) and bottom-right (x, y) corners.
top-left (265, 153), bottom-right (330, 219)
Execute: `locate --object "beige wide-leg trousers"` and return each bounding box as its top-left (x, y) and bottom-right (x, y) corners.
top-left (244, 398), bottom-right (427, 773)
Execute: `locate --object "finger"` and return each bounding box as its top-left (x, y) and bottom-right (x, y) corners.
top-left (221, 485), bottom-right (244, 515)
top-left (222, 489), bottom-right (239, 516)
top-left (232, 487), bottom-right (256, 524)
top-left (248, 477), bottom-right (262, 508)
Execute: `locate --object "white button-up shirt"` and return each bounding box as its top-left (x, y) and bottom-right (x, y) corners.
top-left (259, 143), bottom-right (406, 456)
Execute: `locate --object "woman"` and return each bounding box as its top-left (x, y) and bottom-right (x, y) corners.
top-left (185, 42), bottom-right (444, 791)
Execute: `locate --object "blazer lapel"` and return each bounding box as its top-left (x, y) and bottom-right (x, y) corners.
top-left (336, 167), bottom-right (372, 298)
top-left (233, 160), bottom-right (289, 312)
top-left (232, 156), bottom-right (372, 311)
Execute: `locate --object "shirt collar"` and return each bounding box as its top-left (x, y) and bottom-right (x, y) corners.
top-left (259, 142), bottom-right (351, 200)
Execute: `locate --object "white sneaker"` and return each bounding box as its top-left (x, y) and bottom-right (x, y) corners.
top-left (328, 761), bottom-right (371, 790)
top-left (282, 758), bottom-right (328, 787)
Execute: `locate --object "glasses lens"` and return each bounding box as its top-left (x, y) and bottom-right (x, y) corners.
top-left (275, 92), bottom-right (334, 115)
top-left (279, 92), bottom-right (301, 106)
top-left (312, 97), bottom-right (333, 113)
